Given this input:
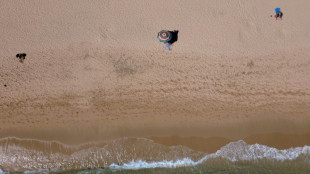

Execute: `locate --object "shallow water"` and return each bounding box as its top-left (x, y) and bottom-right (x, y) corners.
top-left (0, 137), bottom-right (309, 173)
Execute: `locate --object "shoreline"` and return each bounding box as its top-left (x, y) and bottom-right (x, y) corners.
top-left (1, 131), bottom-right (310, 154)
top-left (1, 115), bottom-right (310, 151)
top-left (151, 133), bottom-right (310, 153)
top-left (1, 133), bottom-right (310, 173)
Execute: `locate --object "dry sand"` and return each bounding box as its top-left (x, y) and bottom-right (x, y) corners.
top-left (1, 0), bottom-right (310, 149)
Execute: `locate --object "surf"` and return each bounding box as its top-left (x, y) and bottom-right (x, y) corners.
top-left (0, 137), bottom-right (310, 173)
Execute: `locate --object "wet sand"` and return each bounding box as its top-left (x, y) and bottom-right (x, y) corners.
top-left (151, 133), bottom-right (310, 153)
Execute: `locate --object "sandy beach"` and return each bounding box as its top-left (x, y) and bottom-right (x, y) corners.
top-left (1, 0), bottom-right (310, 172)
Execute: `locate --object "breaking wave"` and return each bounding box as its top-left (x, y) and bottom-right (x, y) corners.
top-left (0, 137), bottom-right (309, 173)
top-left (109, 140), bottom-right (310, 170)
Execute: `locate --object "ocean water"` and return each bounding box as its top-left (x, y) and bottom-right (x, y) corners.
top-left (0, 137), bottom-right (309, 174)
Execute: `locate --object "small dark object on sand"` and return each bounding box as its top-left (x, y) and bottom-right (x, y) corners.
top-left (165, 30), bottom-right (179, 50)
top-left (16, 53), bottom-right (27, 58)
top-left (4, 84), bottom-right (7, 87)
top-left (167, 30), bottom-right (179, 45)
top-left (16, 53), bottom-right (27, 63)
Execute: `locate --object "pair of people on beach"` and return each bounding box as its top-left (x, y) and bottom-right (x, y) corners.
top-left (16, 53), bottom-right (27, 63)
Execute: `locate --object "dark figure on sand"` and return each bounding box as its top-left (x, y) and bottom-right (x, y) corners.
top-left (275, 11), bottom-right (283, 20)
top-left (165, 30), bottom-right (179, 50)
top-left (16, 53), bottom-right (27, 63)
top-left (167, 30), bottom-right (179, 45)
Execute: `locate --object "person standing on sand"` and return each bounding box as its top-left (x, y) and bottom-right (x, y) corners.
top-left (274, 8), bottom-right (283, 20)
top-left (16, 53), bottom-right (27, 63)
top-left (275, 11), bottom-right (283, 20)
top-left (165, 30), bottom-right (179, 50)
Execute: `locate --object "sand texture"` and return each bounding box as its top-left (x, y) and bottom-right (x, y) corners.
top-left (1, 0), bottom-right (310, 146)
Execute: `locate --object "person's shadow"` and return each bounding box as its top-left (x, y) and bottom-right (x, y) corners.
top-left (168, 30), bottom-right (179, 45)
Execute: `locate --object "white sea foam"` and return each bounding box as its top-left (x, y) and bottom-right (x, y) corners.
top-left (1, 138), bottom-right (310, 172)
top-left (24, 169), bottom-right (50, 174)
top-left (0, 169), bottom-right (9, 174)
top-left (109, 158), bottom-right (197, 170)
top-left (109, 140), bottom-right (310, 170)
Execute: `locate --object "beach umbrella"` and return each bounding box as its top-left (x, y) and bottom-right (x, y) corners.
top-left (275, 8), bottom-right (281, 14)
top-left (157, 30), bottom-right (172, 43)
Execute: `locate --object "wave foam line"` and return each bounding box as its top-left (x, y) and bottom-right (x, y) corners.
top-left (109, 140), bottom-right (310, 170)
top-left (0, 169), bottom-right (9, 174)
